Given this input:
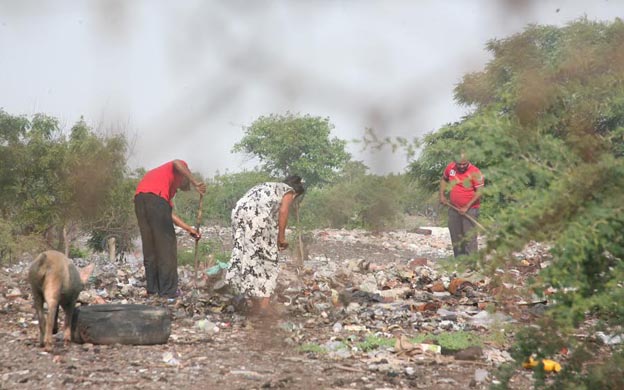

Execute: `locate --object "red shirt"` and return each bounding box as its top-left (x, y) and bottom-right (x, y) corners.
top-left (135, 160), bottom-right (188, 206)
top-left (443, 162), bottom-right (484, 209)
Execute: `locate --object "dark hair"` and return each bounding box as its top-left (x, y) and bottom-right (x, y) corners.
top-left (283, 175), bottom-right (305, 195)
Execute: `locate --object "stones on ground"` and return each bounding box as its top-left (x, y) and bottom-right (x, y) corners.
top-left (195, 319), bottom-right (219, 334)
top-left (162, 351), bottom-right (180, 366)
top-left (595, 331), bottom-right (623, 345)
top-left (1, 226), bottom-right (559, 388)
top-left (471, 368), bottom-right (489, 387)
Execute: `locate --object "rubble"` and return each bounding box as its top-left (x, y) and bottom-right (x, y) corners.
top-left (0, 226), bottom-right (559, 389)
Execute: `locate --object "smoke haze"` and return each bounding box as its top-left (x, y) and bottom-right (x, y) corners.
top-left (0, 0), bottom-right (621, 176)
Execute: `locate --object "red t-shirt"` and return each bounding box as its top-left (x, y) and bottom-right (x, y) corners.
top-left (135, 160), bottom-right (188, 206)
top-left (443, 162), bottom-right (484, 209)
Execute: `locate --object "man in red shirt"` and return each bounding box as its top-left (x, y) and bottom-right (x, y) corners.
top-left (134, 160), bottom-right (206, 300)
top-left (439, 152), bottom-right (484, 258)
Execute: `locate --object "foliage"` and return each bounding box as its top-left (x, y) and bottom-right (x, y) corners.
top-left (0, 217), bottom-right (47, 264)
top-left (355, 331), bottom-right (484, 353)
top-left (202, 238), bottom-right (231, 263)
top-left (409, 331), bottom-right (484, 351)
top-left (232, 112), bottom-right (351, 188)
top-left (177, 239), bottom-right (231, 267)
top-left (1, 111), bottom-right (66, 234)
top-left (298, 343), bottom-right (327, 354)
top-left (356, 335), bottom-right (395, 352)
top-left (407, 18), bottom-right (624, 386)
top-left (177, 246), bottom-right (197, 267)
top-left (86, 167), bottom-right (140, 259)
top-left (183, 164), bottom-right (418, 231)
top-left (204, 170), bottom-right (272, 225)
top-left (299, 167), bottom-right (413, 231)
top-left (69, 245), bottom-right (89, 259)
top-left (171, 170), bottom-right (207, 224)
top-left (173, 169), bottom-right (273, 226)
top-left (0, 110), bottom-right (133, 259)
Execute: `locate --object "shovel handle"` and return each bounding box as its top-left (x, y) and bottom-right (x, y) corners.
top-left (193, 193), bottom-right (204, 287)
top-left (444, 202), bottom-right (487, 232)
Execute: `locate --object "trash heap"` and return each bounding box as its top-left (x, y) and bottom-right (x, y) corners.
top-left (5, 226), bottom-right (618, 388)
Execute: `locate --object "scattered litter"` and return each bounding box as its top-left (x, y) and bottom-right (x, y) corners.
top-left (522, 357), bottom-right (561, 373)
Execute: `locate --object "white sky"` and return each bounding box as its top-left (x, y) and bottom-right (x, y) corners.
top-left (0, 0), bottom-right (622, 177)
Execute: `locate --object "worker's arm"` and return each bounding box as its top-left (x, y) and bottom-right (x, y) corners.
top-left (277, 192), bottom-right (296, 250)
top-left (460, 187), bottom-right (482, 214)
top-left (172, 212), bottom-right (201, 239)
top-left (439, 178), bottom-right (449, 205)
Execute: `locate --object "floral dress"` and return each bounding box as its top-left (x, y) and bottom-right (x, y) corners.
top-left (225, 182), bottom-right (294, 297)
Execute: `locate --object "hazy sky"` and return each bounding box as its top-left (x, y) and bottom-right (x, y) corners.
top-left (1, 0), bottom-right (621, 177)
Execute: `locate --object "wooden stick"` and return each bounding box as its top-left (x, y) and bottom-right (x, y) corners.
top-left (294, 199), bottom-right (304, 267)
top-left (193, 193), bottom-right (204, 287)
top-left (444, 203), bottom-right (487, 232)
top-left (325, 364), bottom-right (366, 373)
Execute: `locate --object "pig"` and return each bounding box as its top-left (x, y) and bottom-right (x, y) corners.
top-left (28, 250), bottom-right (95, 352)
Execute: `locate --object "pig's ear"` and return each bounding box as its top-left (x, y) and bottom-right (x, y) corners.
top-left (80, 263), bottom-right (95, 284)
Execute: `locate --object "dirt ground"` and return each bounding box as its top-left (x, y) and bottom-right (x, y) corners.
top-left (0, 226), bottom-right (542, 390)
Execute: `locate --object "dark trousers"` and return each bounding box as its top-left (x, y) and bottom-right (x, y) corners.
top-left (134, 193), bottom-right (178, 297)
top-left (448, 207), bottom-right (479, 258)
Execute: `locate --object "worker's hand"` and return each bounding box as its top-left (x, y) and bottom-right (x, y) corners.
top-left (278, 240), bottom-right (289, 251)
top-left (189, 228), bottom-right (201, 240)
top-left (459, 206), bottom-right (469, 215)
top-left (439, 196), bottom-right (448, 205)
top-left (195, 182), bottom-right (207, 195)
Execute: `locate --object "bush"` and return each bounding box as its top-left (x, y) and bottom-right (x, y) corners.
top-left (175, 170), bottom-right (272, 226)
top-left (410, 19), bottom-right (624, 388)
top-left (69, 245), bottom-right (89, 259)
top-left (0, 219), bottom-right (46, 264)
top-left (300, 173), bottom-right (413, 231)
top-left (177, 239), bottom-right (230, 267)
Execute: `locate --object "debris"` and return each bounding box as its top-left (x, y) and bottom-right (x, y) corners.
top-left (377, 286), bottom-right (411, 301)
top-left (596, 331), bottom-right (623, 346)
top-left (522, 357), bottom-right (561, 373)
top-left (454, 346), bottom-right (483, 361)
top-left (395, 336), bottom-right (441, 356)
top-left (447, 278), bottom-right (474, 296)
top-left (429, 282), bottom-right (446, 293)
top-left (205, 262), bottom-right (229, 276)
top-left (468, 311), bottom-right (512, 327)
top-left (162, 352), bottom-right (180, 366)
top-left (474, 368), bottom-right (489, 383)
top-left (483, 348), bottom-right (513, 364)
top-left (343, 325), bottom-right (367, 332)
top-left (408, 258), bottom-right (429, 268)
top-left (195, 319), bottom-right (219, 334)
top-left (6, 288), bottom-right (22, 299)
top-left (229, 370), bottom-right (264, 381)
top-left (0, 225), bottom-right (557, 388)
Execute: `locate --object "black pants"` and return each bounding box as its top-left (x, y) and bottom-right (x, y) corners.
top-left (134, 193), bottom-right (178, 297)
top-left (448, 207), bottom-right (479, 258)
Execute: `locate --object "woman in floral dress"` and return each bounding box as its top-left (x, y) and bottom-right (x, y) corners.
top-left (225, 175), bottom-right (305, 312)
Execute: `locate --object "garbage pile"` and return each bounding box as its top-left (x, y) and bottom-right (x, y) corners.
top-left (3, 226), bottom-right (604, 388)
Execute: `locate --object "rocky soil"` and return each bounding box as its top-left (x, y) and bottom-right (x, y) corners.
top-left (0, 226), bottom-right (556, 390)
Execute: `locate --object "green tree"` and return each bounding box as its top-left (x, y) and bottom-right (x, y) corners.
top-left (232, 113), bottom-right (351, 187)
top-left (202, 170), bottom-right (272, 225)
top-left (300, 161), bottom-right (412, 231)
top-left (0, 110), bottom-right (29, 221)
top-left (409, 18), bottom-right (624, 387)
top-left (86, 169), bottom-right (140, 259)
top-left (0, 110), bottom-right (133, 258)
